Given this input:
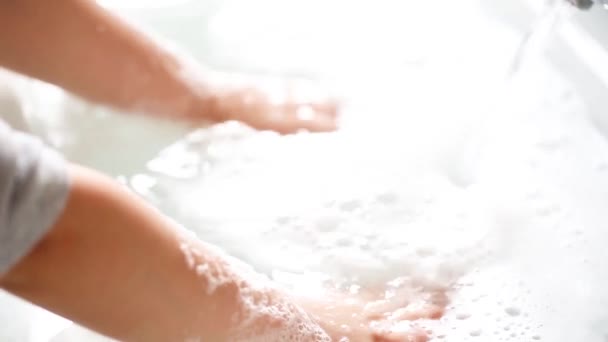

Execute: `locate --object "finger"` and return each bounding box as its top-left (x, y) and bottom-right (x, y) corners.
top-left (309, 99), bottom-right (340, 119)
top-left (293, 111), bottom-right (338, 133)
top-left (284, 79), bottom-right (340, 119)
top-left (389, 303), bottom-right (445, 321)
top-left (266, 105), bottom-right (337, 134)
top-left (364, 298), bottom-right (411, 321)
top-left (372, 328), bottom-right (428, 342)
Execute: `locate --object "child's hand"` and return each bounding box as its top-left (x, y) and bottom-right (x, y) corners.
top-left (297, 284), bottom-right (447, 342)
top-left (201, 73), bottom-right (339, 134)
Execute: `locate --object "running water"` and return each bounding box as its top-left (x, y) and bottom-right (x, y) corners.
top-left (509, 0), bottom-right (569, 76)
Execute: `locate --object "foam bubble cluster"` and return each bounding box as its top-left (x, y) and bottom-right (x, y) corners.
top-left (178, 236), bottom-right (330, 342)
top-left (136, 49), bottom-right (608, 341)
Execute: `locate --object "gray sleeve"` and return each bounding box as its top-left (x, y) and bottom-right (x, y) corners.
top-left (0, 120), bottom-right (69, 276)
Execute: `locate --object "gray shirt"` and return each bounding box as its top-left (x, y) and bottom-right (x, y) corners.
top-left (0, 120), bottom-right (69, 276)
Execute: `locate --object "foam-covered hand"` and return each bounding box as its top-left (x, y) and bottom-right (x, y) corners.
top-left (297, 282), bottom-right (447, 342)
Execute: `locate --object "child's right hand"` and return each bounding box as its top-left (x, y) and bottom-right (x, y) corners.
top-left (297, 284), bottom-right (447, 342)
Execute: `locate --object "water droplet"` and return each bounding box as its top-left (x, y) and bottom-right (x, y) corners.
top-left (315, 216), bottom-right (341, 232)
top-left (339, 200), bottom-right (362, 212)
top-left (276, 216), bottom-right (293, 225)
top-left (536, 203), bottom-right (560, 217)
top-left (456, 312), bottom-right (471, 320)
top-left (416, 247), bottom-right (436, 257)
top-left (536, 136), bottom-right (568, 151)
top-left (505, 307), bottom-right (521, 317)
top-left (335, 236), bottom-right (353, 247)
top-left (376, 192), bottom-right (399, 204)
top-left (595, 161), bottom-right (608, 172)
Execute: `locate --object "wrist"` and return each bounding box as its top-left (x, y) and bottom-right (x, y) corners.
top-left (167, 60), bottom-right (227, 124)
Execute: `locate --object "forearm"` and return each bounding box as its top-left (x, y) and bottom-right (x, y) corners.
top-left (0, 165), bottom-right (324, 341)
top-left (0, 165), bottom-right (235, 340)
top-left (0, 0), bottom-right (339, 132)
top-left (0, 0), bottom-right (212, 120)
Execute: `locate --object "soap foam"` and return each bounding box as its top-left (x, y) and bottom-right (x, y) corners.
top-left (8, 1), bottom-right (608, 340)
top-left (137, 49), bottom-right (608, 342)
top-left (177, 234), bottom-right (330, 342)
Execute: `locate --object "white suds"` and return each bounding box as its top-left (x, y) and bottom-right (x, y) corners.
top-left (177, 235), bottom-right (330, 341)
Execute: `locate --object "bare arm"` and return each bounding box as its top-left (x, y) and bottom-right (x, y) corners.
top-left (0, 0), bottom-right (337, 133)
top-left (0, 163), bottom-right (440, 341)
top-left (0, 165), bottom-right (328, 341)
top-left (0, 0), bottom-right (201, 120)
top-left (0, 159), bottom-right (442, 341)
